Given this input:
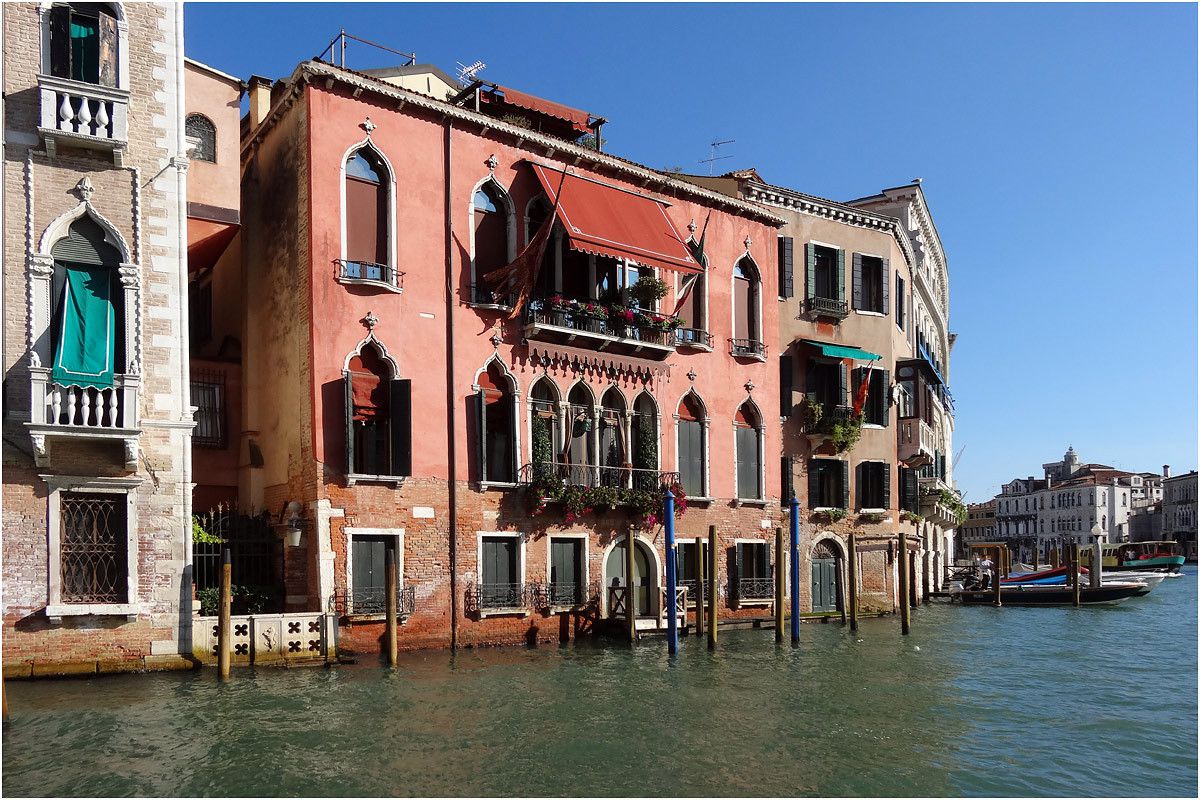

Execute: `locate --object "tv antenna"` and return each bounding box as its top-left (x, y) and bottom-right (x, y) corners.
top-left (457, 60), bottom-right (487, 84)
top-left (699, 138), bottom-right (735, 175)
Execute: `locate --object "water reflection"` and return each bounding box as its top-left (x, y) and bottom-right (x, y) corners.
top-left (3, 571), bottom-right (1195, 797)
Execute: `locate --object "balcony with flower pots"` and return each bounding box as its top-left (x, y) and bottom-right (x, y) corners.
top-left (523, 295), bottom-right (680, 360)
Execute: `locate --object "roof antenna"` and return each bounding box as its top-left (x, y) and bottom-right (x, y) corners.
top-left (699, 138), bottom-right (735, 176)
top-left (457, 60), bottom-right (487, 84)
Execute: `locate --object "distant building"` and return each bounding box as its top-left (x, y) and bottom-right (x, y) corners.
top-left (958, 500), bottom-right (997, 559)
top-left (1128, 501), bottom-right (1163, 542)
top-left (1162, 468), bottom-right (1197, 560)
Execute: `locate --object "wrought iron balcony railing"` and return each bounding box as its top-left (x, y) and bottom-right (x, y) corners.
top-left (466, 582), bottom-right (541, 613)
top-left (468, 282), bottom-right (515, 309)
top-left (807, 296), bottom-right (849, 319)
top-left (329, 586), bottom-right (416, 619)
top-left (675, 327), bottom-right (713, 349)
top-left (540, 581), bottom-right (601, 608)
top-left (520, 461), bottom-right (679, 492)
top-left (728, 338), bottom-right (767, 359)
top-left (523, 298), bottom-right (677, 358)
top-left (735, 577), bottom-right (774, 602)
top-left (336, 259), bottom-right (404, 290)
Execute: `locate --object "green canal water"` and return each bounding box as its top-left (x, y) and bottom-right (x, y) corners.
top-left (4, 569), bottom-right (1196, 797)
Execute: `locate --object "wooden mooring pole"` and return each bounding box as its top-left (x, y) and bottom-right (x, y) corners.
top-left (897, 535), bottom-right (910, 634)
top-left (626, 525), bottom-right (636, 644)
top-left (1072, 542), bottom-right (1082, 607)
top-left (1050, 543), bottom-right (1060, 569)
top-left (774, 527), bottom-right (785, 642)
top-left (1033, 540), bottom-right (1040, 570)
top-left (693, 536), bottom-right (705, 637)
top-left (992, 546), bottom-right (1002, 607)
top-left (218, 547), bottom-right (232, 680)
top-left (707, 525), bottom-right (718, 650)
top-left (847, 532), bottom-right (859, 632)
top-left (789, 496), bottom-right (801, 644)
top-left (385, 548), bottom-right (398, 667)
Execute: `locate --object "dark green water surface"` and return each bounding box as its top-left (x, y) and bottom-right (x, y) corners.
top-left (4, 569), bottom-right (1196, 797)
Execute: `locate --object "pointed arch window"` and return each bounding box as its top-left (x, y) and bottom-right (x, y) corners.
top-left (677, 393), bottom-right (707, 497)
top-left (632, 393), bottom-right (659, 490)
top-left (566, 384), bottom-right (597, 487)
top-left (731, 256), bottom-right (764, 359)
top-left (525, 197), bottom-right (558, 298)
top-left (599, 387), bottom-right (628, 487)
top-left (734, 401), bottom-right (763, 501)
top-left (341, 146), bottom-right (397, 288)
top-left (529, 377), bottom-right (561, 485)
top-left (51, 216), bottom-right (124, 393)
top-left (344, 341), bottom-right (410, 479)
top-left (476, 361), bottom-right (517, 484)
top-left (470, 183), bottom-right (512, 306)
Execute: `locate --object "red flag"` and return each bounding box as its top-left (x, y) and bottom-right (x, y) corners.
top-left (484, 170), bottom-right (567, 320)
top-left (852, 359), bottom-right (876, 417)
top-left (671, 212), bottom-right (710, 317)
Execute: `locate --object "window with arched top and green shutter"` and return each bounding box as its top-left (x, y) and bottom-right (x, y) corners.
top-left (50, 216), bottom-right (124, 389)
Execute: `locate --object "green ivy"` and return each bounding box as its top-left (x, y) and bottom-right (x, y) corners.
top-left (192, 516), bottom-right (224, 544)
top-left (829, 414), bottom-right (863, 453)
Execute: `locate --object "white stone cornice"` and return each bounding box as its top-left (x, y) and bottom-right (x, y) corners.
top-left (246, 60), bottom-right (785, 227)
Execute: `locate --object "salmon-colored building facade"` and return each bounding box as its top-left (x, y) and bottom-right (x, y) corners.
top-left (236, 60), bottom-right (786, 650)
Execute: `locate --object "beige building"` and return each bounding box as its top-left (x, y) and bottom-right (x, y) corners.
top-left (2, 1), bottom-right (193, 674)
top-left (686, 172), bottom-right (960, 612)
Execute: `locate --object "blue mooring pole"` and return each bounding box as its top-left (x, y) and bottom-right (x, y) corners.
top-left (790, 495), bottom-right (801, 644)
top-left (664, 490), bottom-right (678, 655)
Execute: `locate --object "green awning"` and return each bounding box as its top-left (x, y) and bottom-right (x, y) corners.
top-left (796, 339), bottom-right (880, 361)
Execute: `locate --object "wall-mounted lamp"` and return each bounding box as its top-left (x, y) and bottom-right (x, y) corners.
top-left (284, 500), bottom-right (308, 548)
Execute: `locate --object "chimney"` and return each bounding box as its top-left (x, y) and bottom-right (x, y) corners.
top-left (248, 75), bottom-right (273, 128)
top-left (1163, 464), bottom-right (1171, 478)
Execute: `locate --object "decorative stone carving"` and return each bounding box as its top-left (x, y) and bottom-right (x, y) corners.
top-left (362, 311), bottom-right (378, 330)
top-left (744, 379), bottom-right (755, 394)
top-left (74, 176), bottom-right (95, 203)
top-left (123, 438), bottom-right (138, 469)
top-left (31, 434), bottom-right (48, 467)
top-left (485, 154), bottom-right (498, 174)
top-left (360, 117), bottom-right (376, 135)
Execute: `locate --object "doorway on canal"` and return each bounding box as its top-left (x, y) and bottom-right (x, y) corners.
top-left (603, 537), bottom-right (658, 619)
top-left (810, 538), bottom-right (844, 614)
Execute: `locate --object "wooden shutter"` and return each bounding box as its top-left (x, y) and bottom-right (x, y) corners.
top-left (736, 426), bottom-right (759, 499)
top-left (840, 460), bottom-right (850, 509)
top-left (98, 10), bottom-right (118, 88)
top-left (851, 253), bottom-right (863, 310)
top-left (808, 460), bottom-right (819, 508)
top-left (343, 373), bottom-right (355, 474)
top-left (475, 389), bottom-right (487, 482)
top-left (49, 5), bottom-right (71, 79)
top-left (779, 354), bottom-right (792, 416)
top-left (805, 359), bottom-right (818, 405)
top-left (778, 236), bottom-right (794, 298)
top-left (805, 243), bottom-right (817, 302)
top-left (781, 456), bottom-right (794, 506)
top-left (856, 462), bottom-right (865, 510)
top-left (758, 541), bottom-right (770, 579)
top-left (345, 177), bottom-right (384, 265)
top-left (903, 467), bottom-right (919, 513)
top-left (733, 274), bottom-right (750, 340)
top-left (880, 369), bottom-right (891, 427)
top-left (880, 258), bottom-right (890, 317)
top-left (732, 543), bottom-right (743, 601)
top-left (388, 379), bottom-right (412, 476)
top-left (883, 463), bottom-right (892, 511)
top-left (835, 249), bottom-right (846, 303)
top-left (838, 362), bottom-right (848, 406)
top-left (896, 275), bottom-right (905, 328)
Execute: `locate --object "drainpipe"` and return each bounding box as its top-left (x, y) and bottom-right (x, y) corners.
top-left (443, 117), bottom-right (459, 649)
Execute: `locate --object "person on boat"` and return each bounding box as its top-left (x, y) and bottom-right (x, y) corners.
top-left (978, 554), bottom-right (994, 589)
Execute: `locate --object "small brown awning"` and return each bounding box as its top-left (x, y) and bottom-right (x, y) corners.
top-left (187, 217), bottom-right (238, 277)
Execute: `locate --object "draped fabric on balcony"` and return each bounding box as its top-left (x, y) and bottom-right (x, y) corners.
top-left (527, 162), bottom-right (700, 275)
top-left (347, 349), bottom-right (387, 421)
top-left (51, 265), bottom-right (115, 389)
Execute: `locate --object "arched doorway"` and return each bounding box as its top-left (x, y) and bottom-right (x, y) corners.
top-left (811, 539), bottom-right (841, 613)
top-left (605, 539), bottom-right (655, 616)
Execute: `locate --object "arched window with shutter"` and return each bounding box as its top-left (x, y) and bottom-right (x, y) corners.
top-left (344, 340), bottom-right (409, 479)
top-left (50, 216), bottom-right (124, 393)
top-left (47, 3), bottom-right (121, 88)
top-left (475, 361), bottom-right (517, 484)
top-left (734, 400), bottom-right (763, 500)
top-left (566, 383), bottom-right (597, 487)
top-left (731, 255), bottom-right (763, 358)
top-left (340, 144), bottom-right (395, 287)
top-left (677, 392), bottom-right (707, 498)
top-left (631, 392), bottom-right (658, 490)
top-left (469, 181), bottom-right (514, 306)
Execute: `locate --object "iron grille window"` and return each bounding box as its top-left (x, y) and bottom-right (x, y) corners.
top-left (191, 373), bottom-right (226, 449)
top-left (60, 492), bottom-right (128, 603)
top-left (185, 114), bottom-right (217, 162)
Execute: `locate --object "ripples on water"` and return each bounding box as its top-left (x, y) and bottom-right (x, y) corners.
top-left (4, 570), bottom-right (1196, 797)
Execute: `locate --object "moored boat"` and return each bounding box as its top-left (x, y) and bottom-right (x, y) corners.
top-left (1080, 541), bottom-right (1185, 574)
top-left (957, 582), bottom-right (1144, 606)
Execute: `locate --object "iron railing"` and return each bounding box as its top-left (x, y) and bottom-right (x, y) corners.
top-left (525, 301), bottom-right (677, 349)
top-left (543, 581), bottom-right (598, 608)
top-left (468, 282), bottom-right (515, 309)
top-left (466, 582), bottom-right (541, 613)
top-left (728, 338), bottom-right (766, 359)
top-left (807, 296), bottom-right (849, 319)
top-left (735, 577), bottom-right (774, 601)
top-left (336, 259), bottom-right (403, 288)
top-left (60, 492), bottom-right (127, 604)
top-left (191, 506), bottom-right (280, 600)
top-left (329, 585), bottom-right (416, 618)
top-left (519, 461), bottom-right (679, 491)
top-left (674, 327), bottom-right (713, 349)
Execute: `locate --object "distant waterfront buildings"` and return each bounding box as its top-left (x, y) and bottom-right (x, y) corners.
top-left (1161, 469), bottom-right (1197, 560)
top-left (957, 500), bottom-right (997, 558)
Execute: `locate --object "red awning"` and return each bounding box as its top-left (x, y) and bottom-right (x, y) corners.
top-left (494, 85), bottom-right (591, 133)
top-left (529, 162), bottom-right (700, 275)
top-left (187, 217), bottom-right (238, 277)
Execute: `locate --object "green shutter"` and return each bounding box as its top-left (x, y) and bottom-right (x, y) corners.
top-left (851, 253), bottom-right (863, 311)
top-left (476, 389), bottom-right (487, 482)
top-left (883, 463), bottom-right (892, 511)
top-left (880, 258), bottom-right (890, 317)
top-left (808, 460), bottom-right (819, 508)
top-left (835, 249), bottom-right (846, 303)
top-left (855, 462), bottom-right (864, 511)
top-left (780, 354), bottom-right (792, 416)
top-left (838, 362), bottom-right (848, 407)
top-left (344, 373), bottom-right (355, 474)
top-left (389, 379), bottom-right (412, 477)
top-left (805, 243), bottom-right (816, 302)
top-left (840, 460), bottom-right (850, 509)
top-left (778, 236), bottom-right (794, 299)
top-left (880, 369), bottom-right (891, 427)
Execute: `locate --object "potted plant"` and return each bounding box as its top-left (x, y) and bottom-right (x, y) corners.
top-left (546, 294), bottom-right (570, 326)
top-left (900, 510), bottom-right (922, 524)
top-left (858, 511), bottom-right (885, 524)
top-left (829, 413), bottom-right (864, 454)
top-left (811, 507), bottom-right (848, 524)
top-left (797, 397), bottom-right (823, 432)
top-left (629, 275), bottom-right (668, 308)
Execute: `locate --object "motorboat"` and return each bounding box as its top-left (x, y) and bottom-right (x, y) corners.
top-left (957, 582), bottom-right (1144, 606)
top-left (1080, 541), bottom-right (1185, 573)
top-left (999, 565), bottom-right (1163, 596)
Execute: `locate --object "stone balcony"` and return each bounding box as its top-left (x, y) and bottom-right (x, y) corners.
top-left (38, 74), bottom-right (129, 164)
top-left (898, 417), bottom-right (936, 467)
top-left (27, 367), bottom-right (140, 468)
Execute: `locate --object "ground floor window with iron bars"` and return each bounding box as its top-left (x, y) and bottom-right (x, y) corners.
top-left (60, 492), bottom-right (128, 604)
top-left (733, 541), bottom-right (773, 603)
top-left (675, 540), bottom-right (710, 606)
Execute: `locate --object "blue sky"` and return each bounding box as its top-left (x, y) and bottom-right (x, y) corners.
top-left (185, 2), bottom-right (1198, 502)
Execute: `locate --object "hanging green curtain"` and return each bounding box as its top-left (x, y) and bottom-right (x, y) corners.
top-left (70, 16), bottom-right (100, 84)
top-left (51, 265), bottom-right (115, 389)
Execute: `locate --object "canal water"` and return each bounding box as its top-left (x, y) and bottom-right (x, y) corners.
top-left (4, 569), bottom-right (1196, 797)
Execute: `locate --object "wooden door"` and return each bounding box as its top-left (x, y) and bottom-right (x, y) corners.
top-left (811, 557), bottom-right (838, 612)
